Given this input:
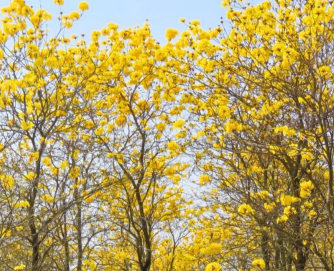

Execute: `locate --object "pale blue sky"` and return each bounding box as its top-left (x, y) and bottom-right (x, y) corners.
top-left (20, 0), bottom-right (225, 43)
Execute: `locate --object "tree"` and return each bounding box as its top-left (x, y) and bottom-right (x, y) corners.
top-left (79, 23), bottom-right (191, 271)
top-left (171, 0), bottom-right (334, 270)
top-left (0, 1), bottom-right (191, 270)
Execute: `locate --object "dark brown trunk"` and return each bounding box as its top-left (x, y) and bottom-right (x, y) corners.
top-left (76, 199), bottom-right (83, 271)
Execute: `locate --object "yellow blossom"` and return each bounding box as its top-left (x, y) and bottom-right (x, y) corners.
top-left (309, 210), bottom-right (317, 217)
top-left (165, 28), bottom-right (179, 41)
top-left (24, 172), bottom-right (37, 181)
top-left (167, 141), bottom-right (180, 152)
top-left (156, 123), bottom-right (166, 132)
top-left (190, 20), bottom-right (201, 26)
top-left (238, 203), bottom-right (254, 215)
top-left (199, 174), bottom-right (211, 185)
top-left (69, 11), bottom-right (80, 20)
top-left (78, 1), bottom-right (89, 11)
top-left (173, 119), bottom-right (186, 129)
top-left (300, 181), bottom-right (314, 198)
top-left (284, 206), bottom-right (296, 216)
top-left (318, 65), bottom-right (331, 78)
top-left (252, 258), bottom-right (265, 269)
top-left (41, 194), bottom-right (54, 203)
top-left (205, 262), bottom-right (221, 271)
top-left (1, 174), bottom-right (15, 189)
top-left (14, 265), bottom-right (26, 271)
top-left (280, 194), bottom-right (300, 206)
top-left (201, 243), bottom-right (222, 255)
top-left (16, 201), bottom-right (30, 208)
top-left (53, 0), bottom-right (64, 5)
top-left (277, 214), bottom-right (289, 223)
top-left (21, 120), bottom-right (34, 131)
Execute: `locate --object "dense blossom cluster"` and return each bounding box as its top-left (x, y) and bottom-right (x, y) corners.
top-left (0, 0), bottom-right (333, 270)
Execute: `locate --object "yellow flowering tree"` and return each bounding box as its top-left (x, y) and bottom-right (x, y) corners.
top-left (78, 22), bottom-right (192, 270)
top-left (169, 0), bottom-right (334, 270)
top-left (2, 0), bottom-right (334, 270)
top-left (0, 0), bottom-right (106, 270)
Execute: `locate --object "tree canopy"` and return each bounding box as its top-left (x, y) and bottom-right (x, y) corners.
top-left (0, 0), bottom-right (333, 270)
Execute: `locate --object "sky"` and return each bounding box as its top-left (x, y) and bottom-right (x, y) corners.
top-left (17, 0), bottom-right (226, 43)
